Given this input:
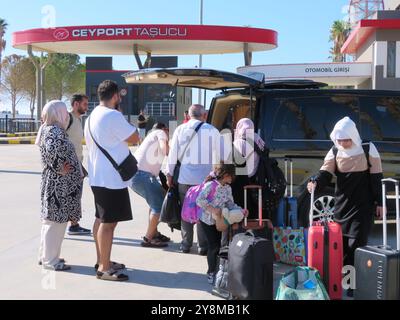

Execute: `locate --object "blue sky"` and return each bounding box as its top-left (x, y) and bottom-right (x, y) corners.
top-left (1, 0), bottom-right (350, 113)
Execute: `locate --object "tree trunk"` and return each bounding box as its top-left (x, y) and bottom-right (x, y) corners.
top-left (12, 92), bottom-right (16, 118)
top-left (30, 96), bottom-right (35, 119)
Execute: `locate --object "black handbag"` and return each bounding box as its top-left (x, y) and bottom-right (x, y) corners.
top-left (88, 116), bottom-right (138, 181)
top-left (160, 185), bottom-right (182, 231)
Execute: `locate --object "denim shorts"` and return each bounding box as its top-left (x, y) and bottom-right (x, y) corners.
top-left (131, 170), bottom-right (166, 215)
top-left (138, 128), bottom-right (146, 139)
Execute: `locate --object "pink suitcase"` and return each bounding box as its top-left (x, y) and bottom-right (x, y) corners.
top-left (307, 181), bottom-right (343, 300)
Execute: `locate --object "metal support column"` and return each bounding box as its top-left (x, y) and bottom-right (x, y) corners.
top-left (27, 45), bottom-right (54, 121)
top-left (133, 44), bottom-right (152, 70)
top-left (243, 43), bottom-right (253, 66)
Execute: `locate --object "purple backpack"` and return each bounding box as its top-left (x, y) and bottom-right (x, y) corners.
top-left (181, 181), bottom-right (218, 224)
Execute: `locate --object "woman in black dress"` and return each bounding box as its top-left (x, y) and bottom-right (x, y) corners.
top-left (308, 117), bottom-right (383, 272)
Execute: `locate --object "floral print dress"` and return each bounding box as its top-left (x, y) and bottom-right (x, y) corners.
top-left (39, 125), bottom-right (82, 223)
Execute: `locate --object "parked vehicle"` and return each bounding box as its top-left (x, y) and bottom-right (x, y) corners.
top-left (124, 68), bottom-right (400, 225)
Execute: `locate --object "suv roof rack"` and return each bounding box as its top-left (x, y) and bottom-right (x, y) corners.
top-left (263, 79), bottom-right (328, 89)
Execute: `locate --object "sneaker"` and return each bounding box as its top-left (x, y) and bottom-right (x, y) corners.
top-left (67, 224), bottom-right (91, 235)
top-left (207, 273), bottom-right (215, 285)
top-left (179, 246), bottom-right (190, 254)
top-left (198, 248), bottom-right (208, 256)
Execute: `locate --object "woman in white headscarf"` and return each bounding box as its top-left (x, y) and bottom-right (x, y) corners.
top-left (231, 118), bottom-right (266, 219)
top-left (307, 117), bottom-right (383, 293)
top-left (37, 100), bottom-right (83, 271)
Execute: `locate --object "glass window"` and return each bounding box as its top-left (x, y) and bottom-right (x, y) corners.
top-left (90, 85), bottom-right (98, 102)
top-left (145, 85), bottom-right (175, 103)
top-left (360, 96), bottom-right (400, 142)
top-left (271, 96), bottom-right (360, 140)
top-left (387, 41), bottom-right (396, 78)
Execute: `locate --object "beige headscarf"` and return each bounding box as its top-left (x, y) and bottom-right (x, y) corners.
top-left (35, 100), bottom-right (69, 145)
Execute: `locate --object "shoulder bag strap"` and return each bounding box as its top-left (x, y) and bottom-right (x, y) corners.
top-left (88, 116), bottom-right (119, 169)
top-left (362, 141), bottom-right (372, 169)
top-left (177, 121), bottom-right (205, 163)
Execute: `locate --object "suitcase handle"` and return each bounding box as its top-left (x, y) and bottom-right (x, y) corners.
top-left (309, 177), bottom-right (316, 227)
top-left (244, 185), bottom-right (263, 190)
top-left (382, 178), bottom-right (400, 250)
top-left (284, 158), bottom-right (293, 198)
top-left (244, 185), bottom-right (263, 228)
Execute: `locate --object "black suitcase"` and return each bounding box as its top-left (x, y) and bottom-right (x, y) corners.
top-left (227, 231), bottom-right (273, 300)
top-left (354, 178), bottom-right (400, 300)
top-left (227, 185), bottom-right (274, 300)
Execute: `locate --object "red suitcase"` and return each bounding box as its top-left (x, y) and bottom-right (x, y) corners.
top-left (307, 182), bottom-right (343, 300)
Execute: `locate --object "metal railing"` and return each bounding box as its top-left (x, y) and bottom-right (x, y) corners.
top-left (0, 116), bottom-right (39, 133)
top-left (145, 102), bottom-right (175, 117)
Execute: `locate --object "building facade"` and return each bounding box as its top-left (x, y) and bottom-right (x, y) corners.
top-left (385, 0), bottom-right (400, 10)
top-left (239, 6), bottom-right (400, 91)
top-left (85, 56), bottom-right (192, 127)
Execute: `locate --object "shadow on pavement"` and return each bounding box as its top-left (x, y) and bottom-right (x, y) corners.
top-left (0, 170), bottom-right (41, 175)
top-left (64, 237), bottom-right (142, 248)
top-left (64, 237), bottom-right (193, 254)
top-left (64, 265), bottom-right (211, 292)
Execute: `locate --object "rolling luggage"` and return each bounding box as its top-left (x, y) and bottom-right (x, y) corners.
top-left (354, 178), bottom-right (400, 300)
top-left (276, 159), bottom-right (298, 228)
top-left (307, 181), bottom-right (343, 300)
top-left (273, 160), bottom-right (305, 265)
top-left (240, 185), bottom-right (272, 239)
top-left (227, 185), bottom-right (274, 300)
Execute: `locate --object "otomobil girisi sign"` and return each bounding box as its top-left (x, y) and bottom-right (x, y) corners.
top-left (237, 63), bottom-right (372, 84)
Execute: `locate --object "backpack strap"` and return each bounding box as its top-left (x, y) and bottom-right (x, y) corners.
top-left (362, 141), bottom-right (371, 169)
top-left (66, 113), bottom-right (73, 131)
top-left (207, 180), bottom-right (219, 200)
top-left (331, 142), bottom-right (371, 168)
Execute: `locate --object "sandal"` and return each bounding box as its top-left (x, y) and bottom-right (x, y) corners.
top-left (154, 232), bottom-right (171, 243)
top-left (43, 261), bottom-right (71, 271)
top-left (141, 236), bottom-right (168, 248)
top-left (94, 261), bottom-right (126, 271)
top-left (96, 269), bottom-right (129, 281)
top-left (38, 258), bottom-right (65, 266)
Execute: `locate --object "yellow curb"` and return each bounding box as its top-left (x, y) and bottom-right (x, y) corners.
top-left (3, 133), bottom-right (37, 137)
top-left (0, 138), bottom-right (36, 144)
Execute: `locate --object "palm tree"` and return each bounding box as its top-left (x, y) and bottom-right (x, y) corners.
top-left (0, 18), bottom-right (8, 88)
top-left (329, 20), bottom-right (351, 62)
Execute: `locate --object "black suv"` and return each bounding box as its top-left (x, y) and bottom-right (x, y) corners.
top-left (124, 68), bottom-right (400, 225)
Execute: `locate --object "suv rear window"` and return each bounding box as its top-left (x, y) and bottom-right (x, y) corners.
top-left (360, 96), bottom-right (400, 142)
top-left (271, 96), bottom-right (359, 140)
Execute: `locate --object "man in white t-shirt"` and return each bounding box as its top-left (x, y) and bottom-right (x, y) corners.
top-left (167, 104), bottom-right (222, 255)
top-left (84, 80), bottom-right (139, 282)
top-left (130, 122), bottom-right (170, 247)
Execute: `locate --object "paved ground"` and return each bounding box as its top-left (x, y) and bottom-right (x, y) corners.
top-left (0, 145), bottom-right (396, 300)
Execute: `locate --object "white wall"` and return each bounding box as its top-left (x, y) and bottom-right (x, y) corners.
top-left (374, 41), bottom-right (388, 77)
top-left (385, 0), bottom-right (400, 10)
